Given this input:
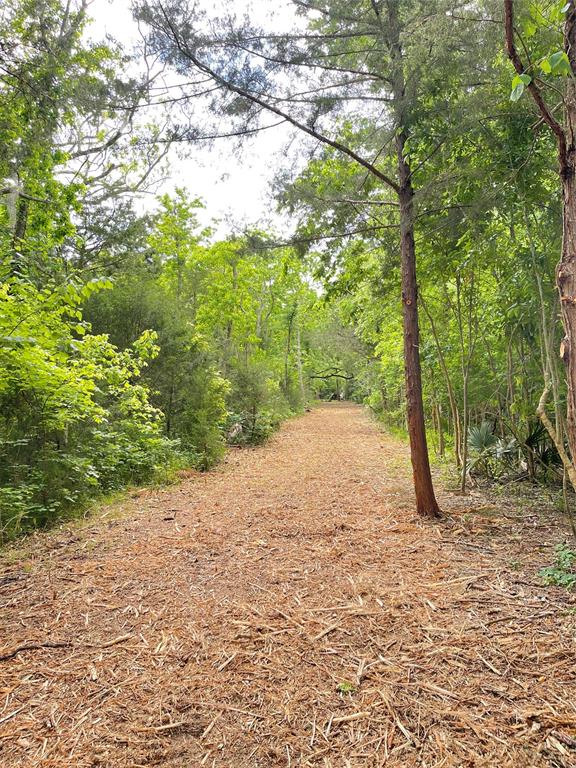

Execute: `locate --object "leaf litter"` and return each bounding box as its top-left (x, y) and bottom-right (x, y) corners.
top-left (0, 404), bottom-right (575, 767)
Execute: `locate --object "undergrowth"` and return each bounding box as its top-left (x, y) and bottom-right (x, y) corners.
top-left (540, 544), bottom-right (576, 590)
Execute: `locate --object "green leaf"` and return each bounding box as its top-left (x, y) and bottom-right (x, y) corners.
top-left (510, 73), bottom-right (531, 101)
top-left (0, 335), bottom-right (38, 348)
top-left (542, 51), bottom-right (571, 76)
top-left (510, 83), bottom-right (525, 101)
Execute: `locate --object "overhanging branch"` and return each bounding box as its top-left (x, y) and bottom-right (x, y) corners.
top-left (504, 0), bottom-right (568, 175)
top-left (156, 2), bottom-right (401, 196)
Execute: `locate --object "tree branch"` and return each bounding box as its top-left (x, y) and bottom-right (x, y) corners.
top-left (504, 0), bottom-right (568, 175)
top-left (537, 382), bottom-right (576, 490)
top-left (156, 3), bottom-right (401, 195)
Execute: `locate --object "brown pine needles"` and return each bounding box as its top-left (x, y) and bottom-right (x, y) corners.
top-left (0, 405), bottom-right (575, 767)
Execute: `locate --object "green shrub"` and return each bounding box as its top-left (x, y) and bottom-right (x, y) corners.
top-left (0, 279), bottom-right (179, 541)
top-left (540, 544), bottom-right (576, 590)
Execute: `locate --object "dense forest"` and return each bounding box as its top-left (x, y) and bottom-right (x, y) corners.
top-left (1, 0), bottom-right (575, 539)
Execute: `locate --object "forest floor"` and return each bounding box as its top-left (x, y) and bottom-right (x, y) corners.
top-left (1, 403), bottom-right (576, 768)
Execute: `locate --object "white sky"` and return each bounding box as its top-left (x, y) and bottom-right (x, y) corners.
top-left (88, 0), bottom-right (301, 236)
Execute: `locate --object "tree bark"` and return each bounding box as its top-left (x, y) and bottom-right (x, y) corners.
top-left (11, 197), bottom-right (29, 272)
top-left (296, 322), bottom-right (306, 404)
top-left (385, 0), bottom-right (440, 518)
top-left (559, 53), bottom-right (576, 462)
top-left (284, 305), bottom-right (295, 393)
top-left (397, 132), bottom-right (442, 518)
top-left (460, 371), bottom-right (469, 493)
top-left (455, 273), bottom-right (477, 493)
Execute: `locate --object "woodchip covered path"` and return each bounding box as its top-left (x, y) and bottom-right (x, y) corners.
top-left (1, 403), bottom-right (575, 767)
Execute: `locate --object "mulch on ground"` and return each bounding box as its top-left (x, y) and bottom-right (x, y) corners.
top-left (1, 403), bottom-right (575, 767)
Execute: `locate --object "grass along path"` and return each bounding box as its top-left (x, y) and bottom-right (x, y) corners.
top-left (0, 403), bottom-right (575, 767)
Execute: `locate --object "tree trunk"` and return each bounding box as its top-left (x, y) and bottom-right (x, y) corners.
top-left (456, 274), bottom-right (469, 492)
top-left (559, 179), bottom-right (576, 459)
top-left (421, 293), bottom-right (463, 467)
top-left (11, 196), bottom-right (28, 272)
top-left (559, 71), bottom-right (576, 461)
top-left (386, 0), bottom-right (440, 518)
top-left (438, 405), bottom-right (445, 457)
top-left (524, 205), bottom-right (564, 437)
top-left (284, 306), bottom-right (295, 393)
top-left (397, 133), bottom-right (441, 518)
top-left (460, 373), bottom-right (470, 493)
top-left (296, 323), bottom-right (306, 404)
top-left (432, 400), bottom-right (445, 457)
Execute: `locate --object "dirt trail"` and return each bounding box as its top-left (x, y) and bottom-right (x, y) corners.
top-left (1, 404), bottom-right (575, 767)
